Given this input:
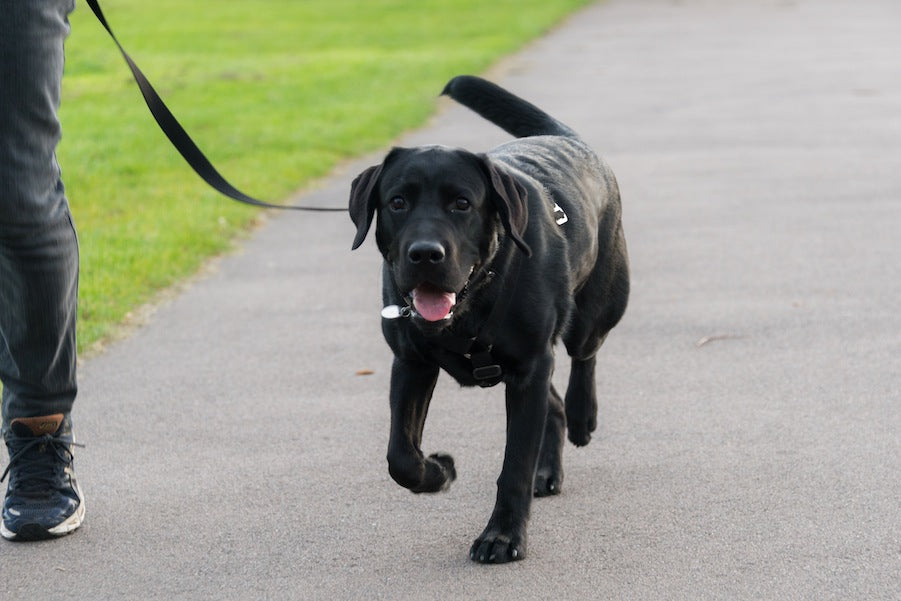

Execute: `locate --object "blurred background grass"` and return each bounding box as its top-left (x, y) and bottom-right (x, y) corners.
top-left (59, 0), bottom-right (591, 353)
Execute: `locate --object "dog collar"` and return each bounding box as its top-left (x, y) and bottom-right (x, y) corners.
top-left (380, 265), bottom-right (495, 322)
top-left (380, 303), bottom-right (456, 324)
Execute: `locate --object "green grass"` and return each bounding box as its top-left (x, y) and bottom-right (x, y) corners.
top-left (60, 0), bottom-right (592, 353)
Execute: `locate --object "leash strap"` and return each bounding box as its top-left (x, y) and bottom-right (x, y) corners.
top-left (85, 0), bottom-right (345, 212)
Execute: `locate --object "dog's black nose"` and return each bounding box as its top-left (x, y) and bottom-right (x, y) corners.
top-left (408, 240), bottom-right (446, 264)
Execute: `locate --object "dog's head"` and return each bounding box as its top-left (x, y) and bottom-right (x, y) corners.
top-left (349, 146), bottom-right (531, 325)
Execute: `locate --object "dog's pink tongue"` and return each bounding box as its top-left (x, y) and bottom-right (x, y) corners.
top-left (412, 286), bottom-right (456, 322)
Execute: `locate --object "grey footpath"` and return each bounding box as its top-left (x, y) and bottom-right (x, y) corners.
top-left (3, 0), bottom-right (899, 599)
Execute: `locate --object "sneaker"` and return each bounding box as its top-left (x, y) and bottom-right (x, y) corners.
top-left (1, 414), bottom-right (85, 541)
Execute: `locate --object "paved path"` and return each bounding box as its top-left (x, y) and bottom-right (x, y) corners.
top-left (4, 0), bottom-right (899, 599)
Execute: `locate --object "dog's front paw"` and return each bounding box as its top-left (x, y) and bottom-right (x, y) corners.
top-left (410, 453), bottom-right (456, 493)
top-left (469, 526), bottom-right (526, 564)
top-left (428, 453), bottom-right (457, 490)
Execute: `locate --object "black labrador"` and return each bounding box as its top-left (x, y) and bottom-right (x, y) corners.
top-left (348, 75), bottom-right (629, 563)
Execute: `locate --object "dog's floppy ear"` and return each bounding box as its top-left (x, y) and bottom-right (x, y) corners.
top-left (349, 163), bottom-right (384, 250)
top-left (480, 156), bottom-right (532, 257)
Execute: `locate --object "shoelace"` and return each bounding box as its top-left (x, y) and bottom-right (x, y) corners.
top-left (1, 434), bottom-right (83, 492)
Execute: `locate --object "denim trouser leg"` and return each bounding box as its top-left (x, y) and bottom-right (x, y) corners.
top-left (0, 0), bottom-right (79, 431)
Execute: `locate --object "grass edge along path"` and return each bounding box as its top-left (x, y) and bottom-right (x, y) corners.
top-left (59, 0), bottom-right (593, 355)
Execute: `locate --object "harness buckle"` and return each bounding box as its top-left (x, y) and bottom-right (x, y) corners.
top-left (470, 348), bottom-right (503, 387)
top-left (472, 364), bottom-right (503, 386)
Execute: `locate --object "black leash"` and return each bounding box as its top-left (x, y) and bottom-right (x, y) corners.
top-left (86, 0), bottom-right (345, 213)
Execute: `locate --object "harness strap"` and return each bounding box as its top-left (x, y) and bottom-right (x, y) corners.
top-left (430, 249), bottom-right (523, 387)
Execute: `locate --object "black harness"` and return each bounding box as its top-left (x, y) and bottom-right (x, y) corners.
top-left (384, 251), bottom-right (523, 388)
top-left (430, 322), bottom-right (505, 388)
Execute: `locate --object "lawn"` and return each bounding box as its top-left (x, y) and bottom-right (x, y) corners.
top-left (60, 0), bottom-right (592, 353)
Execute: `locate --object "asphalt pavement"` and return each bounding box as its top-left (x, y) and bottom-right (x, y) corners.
top-left (3, 0), bottom-right (899, 599)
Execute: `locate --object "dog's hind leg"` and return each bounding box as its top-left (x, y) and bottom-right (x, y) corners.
top-left (534, 385), bottom-right (565, 496)
top-left (563, 250), bottom-right (629, 446)
top-left (564, 353), bottom-right (601, 447)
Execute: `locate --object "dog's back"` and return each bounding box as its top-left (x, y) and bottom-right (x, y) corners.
top-left (445, 76), bottom-right (623, 295)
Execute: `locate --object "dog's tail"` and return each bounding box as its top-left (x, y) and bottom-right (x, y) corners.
top-left (442, 75), bottom-right (578, 139)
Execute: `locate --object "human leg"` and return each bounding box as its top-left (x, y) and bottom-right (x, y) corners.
top-left (0, 0), bottom-right (83, 541)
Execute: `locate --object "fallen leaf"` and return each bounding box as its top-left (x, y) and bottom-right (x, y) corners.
top-left (695, 334), bottom-right (744, 348)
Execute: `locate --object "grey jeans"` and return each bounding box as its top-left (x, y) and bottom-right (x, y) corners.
top-left (0, 0), bottom-right (79, 429)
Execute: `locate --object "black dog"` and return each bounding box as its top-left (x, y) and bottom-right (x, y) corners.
top-left (349, 75), bottom-right (629, 563)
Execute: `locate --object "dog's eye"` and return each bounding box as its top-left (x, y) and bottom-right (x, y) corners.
top-left (388, 197), bottom-right (407, 211)
top-left (453, 197), bottom-right (471, 212)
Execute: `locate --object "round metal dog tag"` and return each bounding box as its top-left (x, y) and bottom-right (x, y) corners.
top-left (381, 305), bottom-right (406, 319)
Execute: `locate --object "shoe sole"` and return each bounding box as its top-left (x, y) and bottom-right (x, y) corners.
top-left (1, 484), bottom-right (85, 542)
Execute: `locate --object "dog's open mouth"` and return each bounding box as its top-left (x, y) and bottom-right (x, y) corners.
top-left (411, 283), bottom-right (457, 322)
